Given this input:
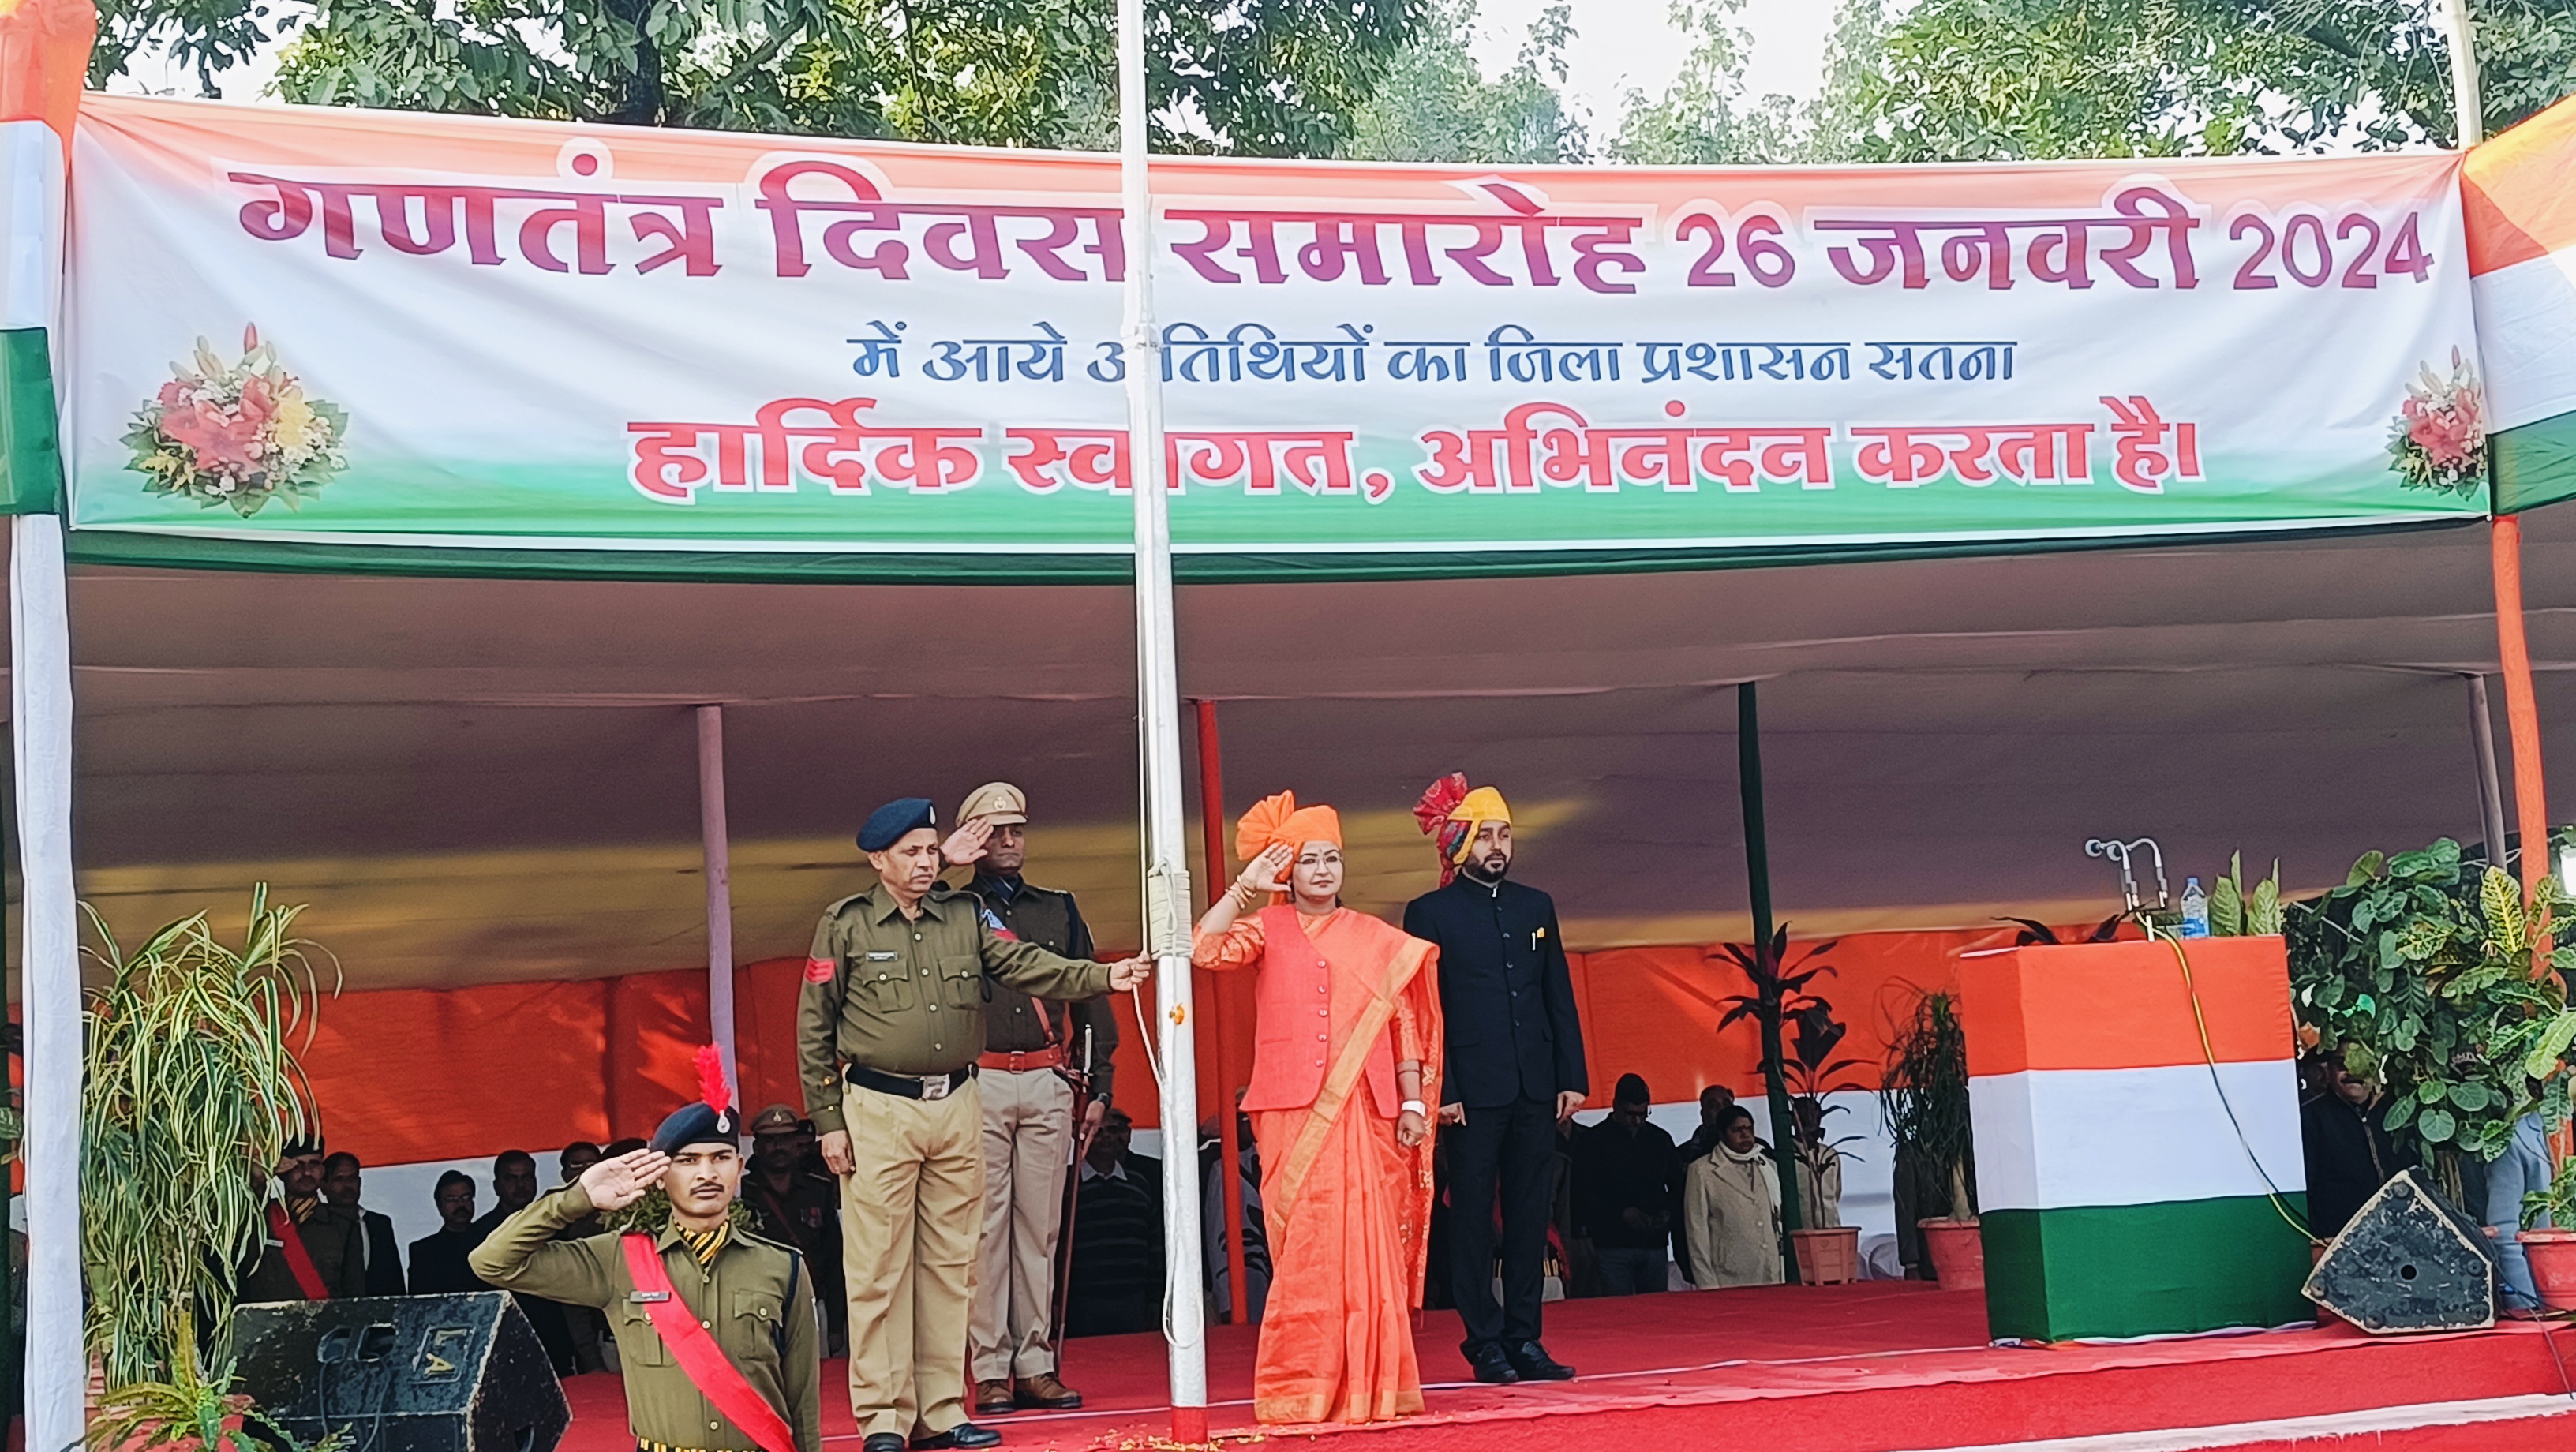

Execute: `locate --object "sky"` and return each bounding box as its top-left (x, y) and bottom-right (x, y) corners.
top-left (112, 0), bottom-right (1846, 117)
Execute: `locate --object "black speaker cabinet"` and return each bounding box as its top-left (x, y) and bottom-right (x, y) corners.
top-left (233, 1293), bottom-right (571, 1452)
top-left (2304, 1168), bottom-right (2499, 1334)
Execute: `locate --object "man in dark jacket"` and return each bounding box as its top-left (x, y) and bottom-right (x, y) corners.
top-left (321, 1151), bottom-right (406, 1297)
top-left (1572, 1076), bottom-right (1679, 1296)
top-left (1403, 776), bottom-right (1586, 1386)
top-left (2301, 1065), bottom-right (2417, 1237)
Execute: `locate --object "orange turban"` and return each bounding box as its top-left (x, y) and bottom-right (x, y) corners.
top-left (1235, 790), bottom-right (1342, 867)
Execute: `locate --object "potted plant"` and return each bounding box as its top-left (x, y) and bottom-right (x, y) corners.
top-left (1882, 987), bottom-right (1979, 1288)
top-left (1715, 926), bottom-right (1838, 1270)
top-left (83, 889), bottom-right (331, 1389)
top-left (2288, 840), bottom-right (2573, 1208)
top-left (1781, 997), bottom-right (1869, 1284)
top-left (2520, 1155), bottom-right (2576, 1312)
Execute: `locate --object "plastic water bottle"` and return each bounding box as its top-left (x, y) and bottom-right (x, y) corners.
top-left (2179, 877), bottom-right (2210, 937)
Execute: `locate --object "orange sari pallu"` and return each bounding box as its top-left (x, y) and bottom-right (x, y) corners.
top-left (1194, 904), bottom-right (1443, 1425)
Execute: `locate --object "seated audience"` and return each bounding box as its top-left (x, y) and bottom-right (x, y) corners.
top-left (242, 1138), bottom-right (366, 1301)
top-left (1066, 1109), bottom-right (1163, 1338)
top-left (552, 1140), bottom-right (613, 1372)
top-left (1683, 1106), bottom-right (1784, 1288)
top-left (2301, 1065), bottom-right (2416, 1238)
top-left (406, 1170), bottom-right (488, 1294)
top-left (746, 1105), bottom-right (849, 1356)
top-left (320, 1151), bottom-right (406, 1297)
top-left (1571, 1074), bottom-right (1678, 1295)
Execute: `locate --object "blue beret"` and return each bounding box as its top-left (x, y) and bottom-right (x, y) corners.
top-left (650, 1101), bottom-right (743, 1154)
top-left (859, 797), bottom-right (938, 852)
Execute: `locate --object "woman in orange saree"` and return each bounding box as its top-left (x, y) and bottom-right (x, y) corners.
top-left (1192, 791), bottom-right (1443, 1426)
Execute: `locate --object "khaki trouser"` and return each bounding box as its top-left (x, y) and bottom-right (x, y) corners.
top-left (969, 1068), bottom-right (1074, 1382)
top-left (841, 1077), bottom-right (983, 1440)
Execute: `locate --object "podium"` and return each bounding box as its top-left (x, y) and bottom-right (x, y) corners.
top-left (1957, 937), bottom-right (2312, 1341)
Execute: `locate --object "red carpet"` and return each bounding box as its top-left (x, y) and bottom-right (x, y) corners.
top-left (556, 1284), bottom-right (2576, 1451)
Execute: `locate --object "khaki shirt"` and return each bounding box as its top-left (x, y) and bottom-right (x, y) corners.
top-left (798, 881), bottom-right (1116, 1135)
top-left (469, 1184), bottom-right (822, 1452)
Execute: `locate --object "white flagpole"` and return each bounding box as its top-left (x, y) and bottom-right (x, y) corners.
top-left (2435, 0), bottom-right (2484, 146)
top-left (1116, 0), bottom-right (1208, 1439)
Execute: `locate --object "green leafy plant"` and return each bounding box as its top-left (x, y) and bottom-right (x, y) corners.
top-left (2208, 852), bottom-right (2285, 937)
top-left (1881, 988), bottom-right (1975, 1223)
top-left (87, 1308), bottom-right (349, 1452)
top-left (1997, 912), bottom-right (2129, 945)
top-left (2287, 840), bottom-right (2573, 1199)
top-left (83, 889), bottom-right (334, 1387)
top-left (1715, 927), bottom-right (1838, 1234)
top-left (2525, 1156), bottom-right (2576, 1232)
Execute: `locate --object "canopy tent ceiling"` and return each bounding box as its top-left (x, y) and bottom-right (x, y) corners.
top-left (3, 507), bottom-right (2570, 994)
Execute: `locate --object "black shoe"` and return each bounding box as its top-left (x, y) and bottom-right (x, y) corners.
top-left (1463, 1342), bottom-right (1521, 1385)
top-left (911, 1428), bottom-right (1002, 1451)
top-left (863, 1437), bottom-right (908, 1452)
top-left (1506, 1340), bottom-right (1575, 1381)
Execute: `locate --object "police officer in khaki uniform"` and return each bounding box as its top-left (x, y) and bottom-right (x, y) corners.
top-left (944, 782), bottom-right (1120, 1418)
top-left (471, 1071), bottom-right (822, 1452)
top-left (799, 797), bottom-right (1151, 1452)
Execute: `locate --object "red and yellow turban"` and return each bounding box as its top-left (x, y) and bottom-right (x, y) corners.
top-left (1414, 772), bottom-right (1512, 886)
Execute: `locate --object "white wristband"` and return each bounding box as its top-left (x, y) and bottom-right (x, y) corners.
top-left (1400, 1099), bottom-right (1428, 1117)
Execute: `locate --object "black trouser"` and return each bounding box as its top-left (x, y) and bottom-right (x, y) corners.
top-left (1447, 1092), bottom-right (1558, 1355)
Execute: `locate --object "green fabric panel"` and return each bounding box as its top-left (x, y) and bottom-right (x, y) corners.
top-left (2494, 408), bottom-right (2576, 515)
top-left (0, 327), bottom-right (62, 516)
top-left (66, 515), bottom-right (2483, 587)
top-left (1981, 1195), bottom-right (2312, 1342)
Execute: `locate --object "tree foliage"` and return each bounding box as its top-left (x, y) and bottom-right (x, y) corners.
top-left (1342, 0), bottom-right (1589, 163)
top-left (1606, 0), bottom-right (1800, 163)
top-left (105, 0), bottom-right (1426, 155)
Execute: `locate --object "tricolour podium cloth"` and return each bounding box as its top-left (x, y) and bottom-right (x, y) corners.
top-left (1958, 937), bottom-right (2310, 1340)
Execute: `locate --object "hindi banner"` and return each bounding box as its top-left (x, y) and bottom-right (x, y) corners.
top-left (63, 95), bottom-right (2484, 579)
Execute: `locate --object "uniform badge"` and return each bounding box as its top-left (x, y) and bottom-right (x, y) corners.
top-left (803, 956), bottom-right (836, 983)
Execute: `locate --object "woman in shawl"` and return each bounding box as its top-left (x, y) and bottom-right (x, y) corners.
top-left (1192, 791), bottom-right (1443, 1425)
top-left (1683, 1105), bottom-right (1784, 1288)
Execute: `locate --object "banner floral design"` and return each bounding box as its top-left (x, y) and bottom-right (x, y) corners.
top-left (125, 327), bottom-right (349, 517)
top-left (2389, 349), bottom-right (2485, 499)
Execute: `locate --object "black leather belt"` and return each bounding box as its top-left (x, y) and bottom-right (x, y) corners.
top-left (847, 1063), bottom-right (975, 1101)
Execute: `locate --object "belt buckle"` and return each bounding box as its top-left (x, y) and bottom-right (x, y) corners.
top-left (920, 1073), bottom-right (951, 1102)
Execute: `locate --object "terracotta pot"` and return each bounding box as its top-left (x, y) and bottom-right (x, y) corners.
top-left (2519, 1228), bottom-right (2576, 1312)
top-left (1919, 1217), bottom-right (1984, 1291)
top-left (1790, 1226), bottom-right (1863, 1285)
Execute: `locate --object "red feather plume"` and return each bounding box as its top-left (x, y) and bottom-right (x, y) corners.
top-left (695, 1044), bottom-right (731, 1117)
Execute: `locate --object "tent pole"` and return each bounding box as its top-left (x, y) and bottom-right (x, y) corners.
top-left (1192, 699), bottom-right (1251, 1326)
top-left (2466, 674), bottom-right (2510, 872)
top-left (1736, 682), bottom-right (1804, 1278)
top-left (1118, 1), bottom-right (1206, 1436)
top-left (2490, 517), bottom-right (2554, 906)
top-left (11, 513), bottom-right (80, 1452)
top-left (696, 705), bottom-right (737, 1095)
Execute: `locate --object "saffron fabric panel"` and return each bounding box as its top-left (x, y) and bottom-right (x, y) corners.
top-left (58, 96), bottom-right (2481, 578)
top-left (2466, 94), bottom-right (2576, 514)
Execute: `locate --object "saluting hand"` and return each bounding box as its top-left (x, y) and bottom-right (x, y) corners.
top-left (1106, 956), bottom-right (1154, 992)
top-left (942, 816), bottom-right (994, 868)
top-left (579, 1149), bottom-right (671, 1211)
top-left (1239, 844), bottom-right (1294, 896)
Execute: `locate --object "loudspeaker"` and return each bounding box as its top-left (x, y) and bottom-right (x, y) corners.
top-left (234, 1293), bottom-right (571, 1452)
top-left (2304, 1169), bottom-right (2498, 1334)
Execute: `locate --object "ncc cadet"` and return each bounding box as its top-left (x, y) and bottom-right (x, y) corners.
top-left (944, 781), bottom-right (1121, 1418)
top-left (798, 796), bottom-right (1151, 1452)
top-left (470, 1052), bottom-right (822, 1452)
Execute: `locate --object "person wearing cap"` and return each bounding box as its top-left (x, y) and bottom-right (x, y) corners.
top-left (745, 1106), bottom-right (847, 1357)
top-left (240, 1137), bottom-right (367, 1303)
top-left (1189, 791), bottom-right (1443, 1426)
top-left (798, 796), bottom-right (1151, 1452)
top-left (942, 781), bottom-right (1118, 1418)
top-left (471, 1050), bottom-right (822, 1452)
top-left (1402, 774), bottom-right (1586, 1384)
